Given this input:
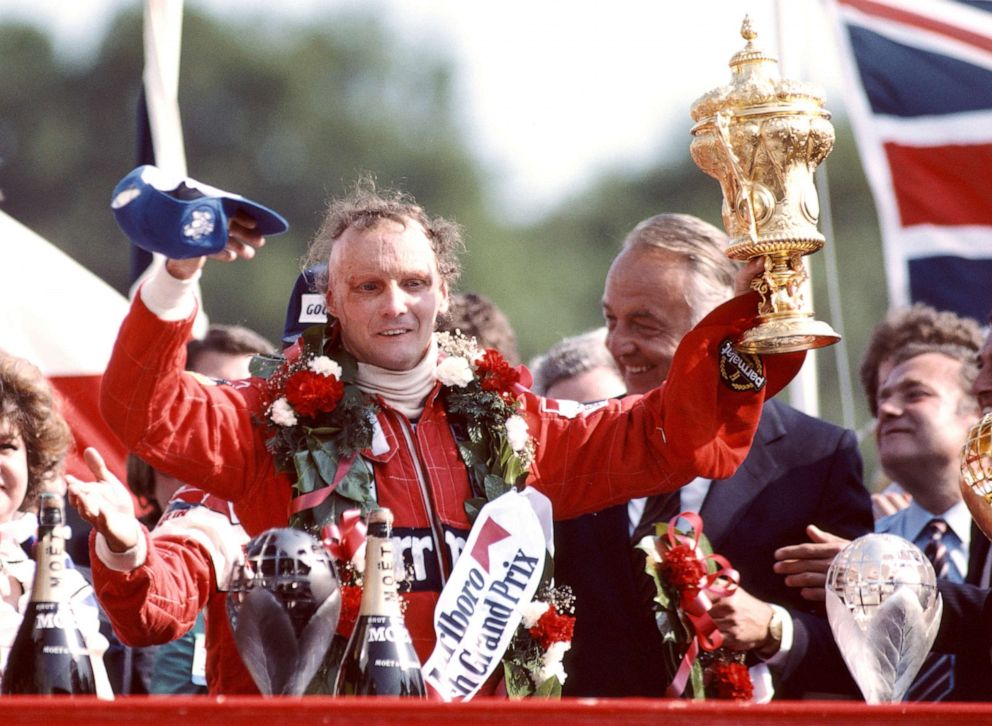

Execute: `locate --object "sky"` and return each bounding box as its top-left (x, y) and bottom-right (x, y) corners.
top-left (0, 0), bottom-right (846, 218)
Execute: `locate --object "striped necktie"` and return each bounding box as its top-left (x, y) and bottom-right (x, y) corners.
top-left (922, 518), bottom-right (950, 579)
top-left (906, 518), bottom-right (954, 702)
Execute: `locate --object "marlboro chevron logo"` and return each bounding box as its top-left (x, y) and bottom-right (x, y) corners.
top-left (422, 489), bottom-right (551, 701)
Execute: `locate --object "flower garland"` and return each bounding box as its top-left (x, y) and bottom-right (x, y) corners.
top-left (252, 323), bottom-right (378, 533)
top-left (638, 511), bottom-right (751, 700)
top-left (254, 323), bottom-right (568, 696)
top-left (252, 323), bottom-right (536, 533)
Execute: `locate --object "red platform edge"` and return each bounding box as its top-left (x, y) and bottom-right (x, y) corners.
top-left (0, 696), bottom-right (988, 726)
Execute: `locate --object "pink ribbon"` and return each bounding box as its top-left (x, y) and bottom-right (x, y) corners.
top-left (320, 509), bottom-right (367, 563)
top-left (660, 511), bottom-right (740, 698)
top-left (288, 452), bottom-right (356, 515)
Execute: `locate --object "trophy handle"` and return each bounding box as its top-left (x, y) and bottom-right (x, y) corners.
top-left (715, 111), bottom-right (759, 245)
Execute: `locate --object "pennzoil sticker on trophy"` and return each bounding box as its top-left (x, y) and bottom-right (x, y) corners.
top-left (718, 338), bottom-right (766, 392)
top-left (422, 489), bottom-right (552, 701)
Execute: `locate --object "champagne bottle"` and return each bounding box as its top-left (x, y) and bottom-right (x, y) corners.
top-left (334, 508), bottom-right (425, 696)
top-left (1, 493), bottom-right (97, 695)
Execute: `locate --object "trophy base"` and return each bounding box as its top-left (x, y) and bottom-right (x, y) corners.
top-left (735, 314), bottom-right (840, 354)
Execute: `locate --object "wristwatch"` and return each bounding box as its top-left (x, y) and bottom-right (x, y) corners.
top-left (763, 607), bottom-right (784, 655)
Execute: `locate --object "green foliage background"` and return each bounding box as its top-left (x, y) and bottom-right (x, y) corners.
top-left (0, 5), bottom-right (889, 482)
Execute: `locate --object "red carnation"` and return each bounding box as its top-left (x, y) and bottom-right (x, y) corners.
top-left (528, 605), bottom-right (575, 650)
top-left (284, 369), bottom-right (344, 418)
top-left (476, 348), bottom-right (519, 400)
top-left (336, 585), bottom-right (363, 638)
top-left (658, 544), bottom-right (707, 598)
top-left (706, 660), bottom-right (753, 700)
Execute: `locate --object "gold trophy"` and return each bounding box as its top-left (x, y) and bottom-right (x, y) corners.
top-left (960, 412), bottom-right (992, 541)
top-left (689, 17), bottom-right (840, 354)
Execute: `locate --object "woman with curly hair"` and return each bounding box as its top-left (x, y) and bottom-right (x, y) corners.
top-left (0, 351), bottom-right (108, 688)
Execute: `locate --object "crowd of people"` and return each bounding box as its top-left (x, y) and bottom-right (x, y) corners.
top-left (2, 176), bottom-right (992, 702)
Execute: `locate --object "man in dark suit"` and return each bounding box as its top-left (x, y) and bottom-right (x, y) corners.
top-left (555, 213), bottom-right (873, 699)
top-left (775, 311), bottom-right (991, 701)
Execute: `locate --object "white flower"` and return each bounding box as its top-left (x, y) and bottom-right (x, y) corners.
top-left (269, 397), bottom-right (298, 427)
top-left (309, 355), bottom-right (342, 379)
top-left (518, 600), bottom-right (550, 629)
top-left (505, 415), bottom-right (529, 453)
top-left (535, 641), bottom-right (571, 685)
top-left (436, 330), bottom-right (483, 362)
top-left (436, 355), bottom-right (474, 388)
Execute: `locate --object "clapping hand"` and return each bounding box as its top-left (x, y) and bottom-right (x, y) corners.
top-left (66, 447), bottom-right (140, 554)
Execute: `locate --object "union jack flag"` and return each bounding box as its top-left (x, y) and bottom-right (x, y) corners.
top-left (827, 0), bottom-right (992, 320)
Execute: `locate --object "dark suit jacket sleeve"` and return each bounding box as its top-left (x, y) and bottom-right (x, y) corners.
top-left (934, 579), bottom-right (992, 658)
top-left (775, 427), bottom-right (873, 694)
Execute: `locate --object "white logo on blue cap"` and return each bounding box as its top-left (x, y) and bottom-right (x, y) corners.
top-left (183, 207), bottom-right (216, 241)
top-left (111, 186), bottom-right (141, 209)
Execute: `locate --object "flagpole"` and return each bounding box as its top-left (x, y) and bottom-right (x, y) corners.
top-left (133, 0), bottom-right (209, 336)
top-left (816, 161), bottom-right (857, 430)
top-left (142, 0), bottom-right (186, 177)
top-left (773, 0), bottom-right (821, 418)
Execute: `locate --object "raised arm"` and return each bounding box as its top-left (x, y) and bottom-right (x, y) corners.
top-left (526, 293), bottom-right (805, 519)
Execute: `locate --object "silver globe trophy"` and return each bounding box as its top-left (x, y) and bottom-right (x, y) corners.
top-left (825, 534), bottom-right (941, 703)
top-left (227, 527), bottom-right (342, 695)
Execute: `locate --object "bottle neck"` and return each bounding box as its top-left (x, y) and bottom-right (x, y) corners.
top-left (28, 524), bottom-right (69, 603)
top-left (359, 529), bottom-right (402, 618)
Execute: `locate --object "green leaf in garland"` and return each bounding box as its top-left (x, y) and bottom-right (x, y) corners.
top-left (463, 496), bottom-right (486, 524)
top-left (636, 536), bottom-right (670, 610)
top-left (533, 676), bottom-right (562, 698)
top-left (337, 384), bottom-right (366, 409)
top-left (688, 658), bottom-right (705, 699)
top-left (335, 456), bottom-right (376, 514)
top-left (307, 426), bottom-right (341, 437)
top-left (503, 661), bottom-right (534, 699)
top-left (334, 348), bottom-right (360, 383)
top-left (311, 437), bottom-right (342, 487)
top-left (457, 439), bottom-right (485, 468)
top-left (484, 473), bottom-right (511, 502)
top-left (293, 449), bottom-right (319, 495)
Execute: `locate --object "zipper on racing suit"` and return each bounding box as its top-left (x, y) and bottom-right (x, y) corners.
top-left (394, 412), bottom-right (449, 587)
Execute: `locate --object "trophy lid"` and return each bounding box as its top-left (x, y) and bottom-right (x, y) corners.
top-left (728, 16), bottom-right (777, 77)
top-left (690, 15), bottom-right (827, 124)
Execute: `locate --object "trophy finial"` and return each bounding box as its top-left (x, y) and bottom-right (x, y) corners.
top-left (728, 15), bottom-right (776, 72)
top-left (741, 15), bottom-right (756, 43)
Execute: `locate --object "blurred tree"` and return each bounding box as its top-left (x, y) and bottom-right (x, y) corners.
top-left (0, 5), bottom-right (887, 479)
top-left (0, 5), bottom-right (488, 342)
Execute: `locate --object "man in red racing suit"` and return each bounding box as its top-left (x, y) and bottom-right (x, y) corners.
top-left (84, 182), bottom-right (802, 692)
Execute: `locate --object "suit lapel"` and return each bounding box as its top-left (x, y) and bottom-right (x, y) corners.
top-left (700, 402), bottom-right (786, 551)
